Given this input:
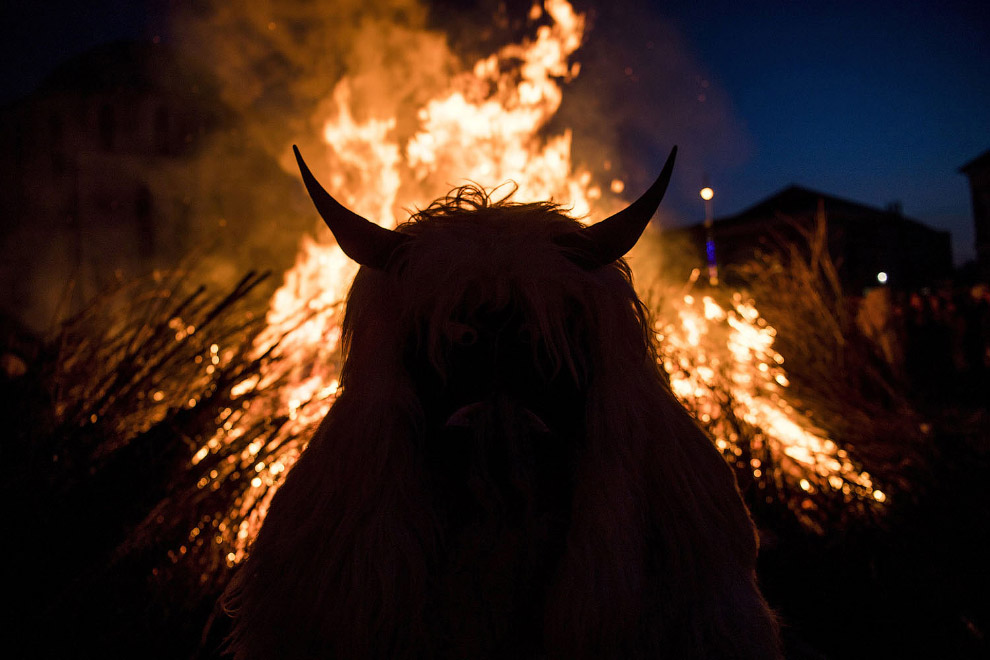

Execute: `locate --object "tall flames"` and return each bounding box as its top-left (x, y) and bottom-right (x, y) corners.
top-left (174, 0), bottom-right (881, 568)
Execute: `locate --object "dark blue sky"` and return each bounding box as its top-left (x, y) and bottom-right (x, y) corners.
top-left (2, 0), bottom-right (987, 263)
top-left (660, 0), bottom-right (990, 264)
top-left (0, 1), bottom-right (164, 101)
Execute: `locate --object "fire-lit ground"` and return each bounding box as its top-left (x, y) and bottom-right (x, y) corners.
top-left (5, 1), bottom-right (989, 658)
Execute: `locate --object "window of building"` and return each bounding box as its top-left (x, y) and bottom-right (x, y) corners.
top-left (136, 184), bottom-right (155, 257)
top-left (50, 114), bottom-right (66, 175)
top-left (99, 104), bottom-right (115, 151)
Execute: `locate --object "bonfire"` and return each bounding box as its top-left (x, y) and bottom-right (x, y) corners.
top-left (34, 0), bottom-right (892, 609)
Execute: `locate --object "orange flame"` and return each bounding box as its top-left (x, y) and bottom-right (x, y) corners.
top-left (183, 0), bottom-right (880, 566)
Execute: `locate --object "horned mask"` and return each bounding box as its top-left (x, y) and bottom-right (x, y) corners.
top-left (221, 145), bottom-right (780, 660)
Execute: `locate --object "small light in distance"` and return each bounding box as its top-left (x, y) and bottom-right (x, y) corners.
top-left (700, 187), bottom-right (714, 201)
top-left (877, 271), bottom-right (888, 284)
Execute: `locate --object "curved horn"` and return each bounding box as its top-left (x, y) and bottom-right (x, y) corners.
top-left (555, 145), bottom-right (677, 269)
top-left (293, 145), bottom-right (408, 269)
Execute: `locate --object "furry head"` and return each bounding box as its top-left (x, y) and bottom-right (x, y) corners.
top-left (221, 147), bottom-right (780, 659)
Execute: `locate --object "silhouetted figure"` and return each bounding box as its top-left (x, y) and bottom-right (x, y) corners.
top-left (221, 145), bottom-right (780, 659)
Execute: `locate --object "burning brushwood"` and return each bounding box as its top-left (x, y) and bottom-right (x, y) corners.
top-left (109, 0), bottom-right (886, 594)
top-left (219, 145), bottom-right (781, 659)
top-left (41, 1), bottom-right (888, 647)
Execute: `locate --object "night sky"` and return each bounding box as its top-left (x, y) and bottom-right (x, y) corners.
top-left (2, 0), bottom-right (987, 264)
top-left (662, 0), bottom-right (990, 265)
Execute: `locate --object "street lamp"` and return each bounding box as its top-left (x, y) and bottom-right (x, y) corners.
top-left (700, 186), bottom-right (718, 285)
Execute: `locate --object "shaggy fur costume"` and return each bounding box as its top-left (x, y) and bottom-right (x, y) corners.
top-left (222, 187), bottom-right (781, 659)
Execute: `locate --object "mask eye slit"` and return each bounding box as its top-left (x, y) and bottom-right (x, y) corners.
top-left (447, 321), bottom-right (478, 346)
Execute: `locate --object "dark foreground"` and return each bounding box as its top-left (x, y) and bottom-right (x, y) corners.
top-left (4, 352), bottom-right (988, 660)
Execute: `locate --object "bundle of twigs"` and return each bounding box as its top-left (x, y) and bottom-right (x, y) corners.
top-left (730, 213), bottom-right (928, 503)
top-left (9, 267), bottom-right (295, 656)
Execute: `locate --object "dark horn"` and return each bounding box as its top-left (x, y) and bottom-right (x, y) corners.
top-left (293, 145), bottom-right (408, 269)
top-left (555, 145), bottom-right (677, 268)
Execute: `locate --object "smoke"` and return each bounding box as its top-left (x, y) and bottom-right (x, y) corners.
top-left (556, 1), bottom-right (752, 227)
top-left (172, 0), bottom-right (457, 151)
top-left (159, 0), bottom-right (749, 284)
top-left (150, 0), bottom-right (456, 287)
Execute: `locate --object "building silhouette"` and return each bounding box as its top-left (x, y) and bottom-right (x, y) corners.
top-left (959, 149), bottom-right (990, 283)
top-left (665, 185), bottom-right (953, 293)
top-left (0, 41), bottom-right (222, 331)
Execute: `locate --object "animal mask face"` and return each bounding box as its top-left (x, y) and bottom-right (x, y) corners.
top-left (293, 144), bottom-right (674, 444)
top-left (221, 145), bottom-right (780, 660)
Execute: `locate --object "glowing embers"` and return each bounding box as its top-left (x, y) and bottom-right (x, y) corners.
top-left (656, 285), bottom-right (885, 529)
